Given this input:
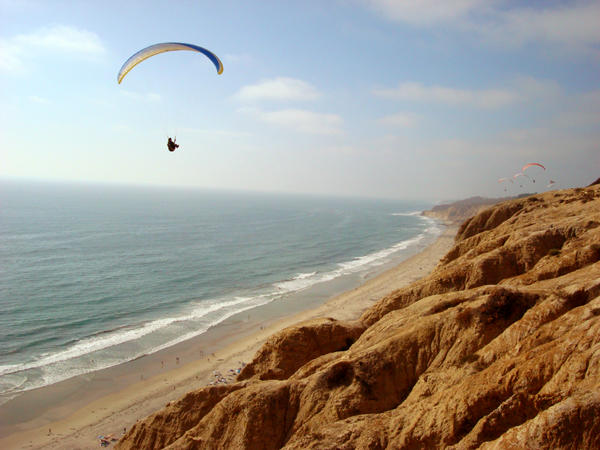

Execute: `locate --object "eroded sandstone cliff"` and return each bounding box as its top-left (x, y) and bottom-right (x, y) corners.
top-left (116, 184), bottom-right (600, 450)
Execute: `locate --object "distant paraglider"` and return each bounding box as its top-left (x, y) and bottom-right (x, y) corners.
top-left (514, 173), bottom-right (529, 188)
top-left (498, 177), bottom-right (513, 191)
top-left (497, 162), bottom-right (554, 193)
top-left (522, 163), bottom-right (546, 183)
top-left (523, 163), bottom-right (545, 171)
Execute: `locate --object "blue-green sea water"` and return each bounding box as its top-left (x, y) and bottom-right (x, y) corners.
top-left (0, 180), bottom-right (441, 405)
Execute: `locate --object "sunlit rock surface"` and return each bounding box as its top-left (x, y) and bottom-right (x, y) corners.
top-left (116, 184), bottom-right (600, 450)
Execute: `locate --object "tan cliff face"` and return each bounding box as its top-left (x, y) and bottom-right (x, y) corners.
top-left (116, 184), bottom-right (600, 450)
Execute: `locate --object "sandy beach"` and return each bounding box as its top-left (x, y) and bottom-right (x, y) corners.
top-left (0, 224), bottom-right (457, 450)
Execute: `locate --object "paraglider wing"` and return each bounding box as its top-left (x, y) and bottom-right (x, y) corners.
top-left (522, 163), bottom-right (546, 172)
top-left (522, 163), bottom-right (546, 183)
top-left (117, 42), bottom-right (223, 84)
top-left (498, 177), bottom-right (512, 191)
top-left (514, 173), bottom-right (529, 179)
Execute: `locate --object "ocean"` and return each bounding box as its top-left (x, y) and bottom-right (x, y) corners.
top-left (0, 180), bottom-right (441, 406)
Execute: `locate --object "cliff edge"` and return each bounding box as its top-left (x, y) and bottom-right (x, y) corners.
top-left (116, 184), bottom-right (600, 450)
top-left (421, 194), bottom-right (533, 224)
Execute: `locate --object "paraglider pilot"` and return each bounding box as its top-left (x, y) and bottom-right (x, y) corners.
top-left (167, 137), bottom-right (179, 152)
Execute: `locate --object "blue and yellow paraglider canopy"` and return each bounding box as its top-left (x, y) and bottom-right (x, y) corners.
top-left (117, 42), bottom-right (223, 84)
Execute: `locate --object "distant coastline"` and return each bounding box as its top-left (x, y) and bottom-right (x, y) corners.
top-left (421, 193), bottom-right (534, 223)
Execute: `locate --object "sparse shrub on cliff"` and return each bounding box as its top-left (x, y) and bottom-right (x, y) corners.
top-left (446, 290), bottom-right (538, 338)
top-left (326, 361), bottom-right (354, 388)
top-left (548, 248), bottom-right (561, 256)
top-left (456, 307), bottom-right (473, 326)
top-left (457, 352), bottom-right (483, 369)
top-left (479, 292), bottom-right (519, 324)
top-left (342, 337), bottom-right (355, 351)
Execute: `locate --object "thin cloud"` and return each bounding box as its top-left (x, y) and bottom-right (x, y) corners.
top-left (482, 2), bottom-right (600, 51)
top-left (261, 109), bottom-right (343, 134)
top-left (360, 0), bottom-right (600, 53)
top-left (373, 76), bottom-right (560, 109)
top-left (0, 25), bottom-right (106, 73)
top-left (233, 77), bottom-right (323, 102)
top-left (240, 107), bottom-right (343, 135)
top-left (29, 95), bottom-right (52, 105)
top-left (374, 82), bottom-right (519, 109)
top-left (359, 0), bottom-right (491, 26)
top-left (15, 25), bottom-right (106, 55)
top-left (0, 40), bottom-right (25, 72)
top-left (181, 127), bottom-right (253, 138)
top-left (511, 75), bottom-right (561, 100)
top-left (378, 112), bottom-right (420, 128)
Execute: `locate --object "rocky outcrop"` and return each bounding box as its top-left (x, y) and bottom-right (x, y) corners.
top-left (116, 184), bottom-right (600, 450)
top-left (237, 318), bottom-right (366, 381)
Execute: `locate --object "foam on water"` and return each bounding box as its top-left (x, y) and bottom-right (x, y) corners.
top-left (390, 211), bottom-right (421, 216)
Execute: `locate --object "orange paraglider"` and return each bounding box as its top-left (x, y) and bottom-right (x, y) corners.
top-left (522, 163), bottom-right (545, 171)
top-left (514, 173), bottom-right (529, 188)
top-left (522, 163), bottom-right (545, 183)
top-left (498, 177), bottom-right (513, 192)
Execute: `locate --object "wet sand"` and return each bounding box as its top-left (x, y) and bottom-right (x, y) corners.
top-left (0, 224), bottom-right (457, 450)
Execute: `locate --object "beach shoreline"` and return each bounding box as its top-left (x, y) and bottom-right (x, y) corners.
top-left (0, 223), bottom-right (457, 450)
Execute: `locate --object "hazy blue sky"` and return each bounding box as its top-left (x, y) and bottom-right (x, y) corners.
top-left (1, 0), bottom-right (598, 200)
